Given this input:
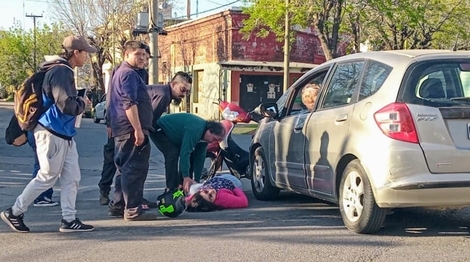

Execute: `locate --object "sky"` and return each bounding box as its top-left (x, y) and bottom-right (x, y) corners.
top-left (0, 0), bottom-right (243, 31)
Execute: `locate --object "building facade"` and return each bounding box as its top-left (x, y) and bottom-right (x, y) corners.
top-left (158, 8), bottom-right (345, 119)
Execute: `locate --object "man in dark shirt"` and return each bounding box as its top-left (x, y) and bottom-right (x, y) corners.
top-left (98, 44), bottom-right (151, 206)
top-left (106, 70), bottom-right (192, 217)
top-left (107, 41), bottom-right (156, 221)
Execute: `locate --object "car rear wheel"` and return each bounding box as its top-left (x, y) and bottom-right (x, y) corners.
top-left (251, 147), bottom-right (280, 200)
top-left (93, 112), bottom-right (100, 123)
top-left (339, 159), bottom-right (387, 234)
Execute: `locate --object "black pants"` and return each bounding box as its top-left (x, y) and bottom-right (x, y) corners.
top-left (98, 137), bottom-right (116, 195)
top-left (149, 130), bottom-right (183, 189)
top-left (114, 132), bottom-right (150, 215)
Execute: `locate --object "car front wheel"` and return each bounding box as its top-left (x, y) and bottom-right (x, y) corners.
top-left (339, 159), bottom-right (387, 234)
top-left (251, 147), bottom-right (280, 200)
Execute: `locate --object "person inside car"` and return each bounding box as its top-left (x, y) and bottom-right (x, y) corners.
top-left (301, 83), bottom-right (321, 112)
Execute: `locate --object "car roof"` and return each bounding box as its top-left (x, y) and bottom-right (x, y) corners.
top-left (323, 49), bottom-right (470, 68)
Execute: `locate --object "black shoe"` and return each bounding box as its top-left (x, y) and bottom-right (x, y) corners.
top-left (0, 208), bottom-right (30, 233)
top-left (108, 201), bottom-right (124, 218)
top-left (99, 195), bottom-right (110, 206)
top-left (142, 198), bottom-right (159, 209)
top-left (59, 218), bottom-right (94, 233)
top-left (124, 211), bottom-right (158, 221)
top-left (108, 209), bottom-right (124, 218)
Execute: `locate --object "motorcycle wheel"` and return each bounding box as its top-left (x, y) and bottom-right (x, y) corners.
top-left (200, 152), bottom-right (221, 181)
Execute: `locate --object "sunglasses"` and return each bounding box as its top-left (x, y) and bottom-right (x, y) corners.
top-left (180, 86), bottom-right (190, 94)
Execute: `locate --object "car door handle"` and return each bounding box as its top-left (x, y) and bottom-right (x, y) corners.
top-left (335, 114), bottom-right (348, 122)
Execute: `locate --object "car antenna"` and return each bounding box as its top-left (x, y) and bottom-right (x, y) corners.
top-left (452, 33), bottom-right (460, 51)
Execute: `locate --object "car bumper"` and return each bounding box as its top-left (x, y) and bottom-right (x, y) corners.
top-left (375, 174), bottom-right (470, 208)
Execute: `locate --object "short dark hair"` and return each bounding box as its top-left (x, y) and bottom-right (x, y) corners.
top-left (123, 40), bottom-right (146, 54)
top-left (142, 42), bottom-right (151, 56)
top-left (186, 192), bottom-right (221, 212)
top-left (171, 71), bottom-right (193, 84)
top-left (206, 121), bottom-right (224, 136)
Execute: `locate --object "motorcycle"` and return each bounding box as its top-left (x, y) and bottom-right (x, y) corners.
top-left (201, 99), bottom-right (254, 181)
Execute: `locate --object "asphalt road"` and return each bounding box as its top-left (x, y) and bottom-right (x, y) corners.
top-left (0, 102), bottom-right (470, 262)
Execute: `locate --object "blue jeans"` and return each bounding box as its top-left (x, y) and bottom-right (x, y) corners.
top-left (219, 174), bottom-right (243, 189)
top-left (27, 131), bottom-right (53, 201)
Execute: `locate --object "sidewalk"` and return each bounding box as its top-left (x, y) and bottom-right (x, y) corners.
top-left (0, 101), bottom-right (13, 109)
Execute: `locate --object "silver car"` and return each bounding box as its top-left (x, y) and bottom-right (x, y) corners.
top-left (250, 50), bottom-right (470, 234)
top-left (93, 93), bottom-right (106, 124)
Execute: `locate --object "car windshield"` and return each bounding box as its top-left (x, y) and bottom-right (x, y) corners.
top-left (400, 60), bottom-right (470, 107)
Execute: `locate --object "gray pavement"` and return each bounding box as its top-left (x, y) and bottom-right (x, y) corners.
top-left (1, 104), bottom-right (470, 261)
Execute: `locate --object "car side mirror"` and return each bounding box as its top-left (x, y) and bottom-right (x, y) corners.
top-left (250, 102), bottom-right (279, 122)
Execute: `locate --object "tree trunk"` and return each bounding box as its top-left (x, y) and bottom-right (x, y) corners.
top-left (317, 32), bottom-right (334, 61)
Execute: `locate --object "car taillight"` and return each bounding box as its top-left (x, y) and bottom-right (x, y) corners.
top-left (373, 103), bottom-right (418, 143)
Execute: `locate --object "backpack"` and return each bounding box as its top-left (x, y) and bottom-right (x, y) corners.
top-left (4, 114), bottom-right (28, 147)
top-left (14, 62), bottom-right (63, 131)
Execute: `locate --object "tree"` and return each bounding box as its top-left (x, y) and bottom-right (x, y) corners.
top-left (241, 0), bottom-right (345, 60)
top-left (49, 0), bottom-right (145, 91)
top-left (0, 23), bottom-right (67, 95)
top-left (344, 0), bottom-right (470, 51)
top-left (49, 0), bottom-right (184, 91)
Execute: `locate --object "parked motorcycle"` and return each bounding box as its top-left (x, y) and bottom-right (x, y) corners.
top-left (200, 99), bottom-right (254, 181)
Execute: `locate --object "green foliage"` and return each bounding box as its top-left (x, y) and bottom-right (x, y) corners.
top-left (241, 0), bottom-right (310, 44)
top-left (242, 0), bottom-right (470, 58)
top-left (344, 0), bottom-right (470, 50)
top-left (241, 0), bottom-right (344, 60)
top-left (0, 23), bottom-right (68, 94)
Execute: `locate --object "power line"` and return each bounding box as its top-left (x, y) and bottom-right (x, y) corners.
top-left (176, 0), bottom-right (241, 19)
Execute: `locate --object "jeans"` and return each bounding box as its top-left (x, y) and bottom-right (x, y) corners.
top-left (189, 174), bottom-right (242, 195)
top-left (219, 174), bottom-right (243, 189)
top-left (114, 132), bottom-right (150, 217)
top-left (27, 131), bottom-right (53, 201)
top-left (149, 130), bottom-right (182, 189)
top-left (98, 137), bottom-right (117, 195)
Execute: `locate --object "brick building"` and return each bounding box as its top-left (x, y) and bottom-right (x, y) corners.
top-left (158, 8), bottom-right (344, 119)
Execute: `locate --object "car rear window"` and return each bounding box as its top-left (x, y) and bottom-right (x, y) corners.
top-left (399, 60), bottom-right (470, 107)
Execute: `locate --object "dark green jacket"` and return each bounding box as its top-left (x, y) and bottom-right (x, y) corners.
top-left (157, 113), bottom-right (208, 180)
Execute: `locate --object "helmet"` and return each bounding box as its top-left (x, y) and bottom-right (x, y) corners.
top-left (157, 189), bottom-right (187, 218)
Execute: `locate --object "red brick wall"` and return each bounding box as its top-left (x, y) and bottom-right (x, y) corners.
top-left (158, 10), bottom-right (329, 80)
top-left (229, 13), bottom-right (326, 64)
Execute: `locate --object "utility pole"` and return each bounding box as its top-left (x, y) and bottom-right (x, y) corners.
top-left (148, 0), bottom-right (159, 84)
top-left (186, 0), bottom-right (190, 19)
top-left (282, 0), bottom-right (290, 92)
top-left (26, 13), bottom-right (42, 69)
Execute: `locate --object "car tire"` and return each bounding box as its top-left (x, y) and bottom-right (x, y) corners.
top-left (251, 147), bottom-right (280, 200)
top-left (93, 114), bottom-right (101, 123)
top-left (339, 159), bottom-right (387, 234)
